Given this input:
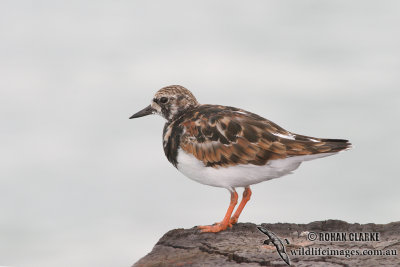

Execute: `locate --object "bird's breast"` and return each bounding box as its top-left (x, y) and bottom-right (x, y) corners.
top-left (162, 122), bottom-right (184, 167)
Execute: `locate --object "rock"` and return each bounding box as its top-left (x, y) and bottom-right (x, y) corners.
top-left (133, 220), bottom-right (400, 267)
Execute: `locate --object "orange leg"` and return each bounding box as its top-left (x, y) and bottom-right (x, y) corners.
top-left (230, 187), bottom-right (252, 225)
top-left (198, 191), bottom-right (238, 233)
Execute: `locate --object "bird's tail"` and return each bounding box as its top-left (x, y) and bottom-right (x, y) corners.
top-left (285, 135), bottom-right (352, 157)
top-left (318, 138), bottom-right (352, 153)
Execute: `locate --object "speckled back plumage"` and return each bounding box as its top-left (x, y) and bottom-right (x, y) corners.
top-left (162, 102), bottom-right (351, 168)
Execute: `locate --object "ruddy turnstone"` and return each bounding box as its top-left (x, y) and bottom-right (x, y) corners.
top-left (130, 85), bottom-right (351, 233)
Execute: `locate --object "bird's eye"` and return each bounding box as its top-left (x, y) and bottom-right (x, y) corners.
top-left (159, 97), bottom-right (168, 104)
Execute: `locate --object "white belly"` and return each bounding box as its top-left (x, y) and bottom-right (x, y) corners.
top-left (176, 148), bottom-right (336, 190)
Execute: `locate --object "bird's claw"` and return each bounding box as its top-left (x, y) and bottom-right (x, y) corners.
top-left (198, 221), bottom-right (232, 232)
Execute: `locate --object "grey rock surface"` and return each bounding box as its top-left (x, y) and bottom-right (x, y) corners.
top-left (133, 220), bottom-right (400, 267)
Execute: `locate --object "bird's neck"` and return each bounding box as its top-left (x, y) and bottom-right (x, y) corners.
top-left (167, 104), bottom-right (199, 123)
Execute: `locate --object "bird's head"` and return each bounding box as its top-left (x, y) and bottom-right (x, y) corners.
top-left (130, 85), bottom-right (199, 122)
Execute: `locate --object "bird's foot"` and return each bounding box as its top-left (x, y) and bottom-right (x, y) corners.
top-left (198, 221), bottom-right (233, 233)
top-left (229, 216), bottom-right (239, 225)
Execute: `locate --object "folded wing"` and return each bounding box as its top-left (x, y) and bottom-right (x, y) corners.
top-left (178, 105), bottom-right (351, 168)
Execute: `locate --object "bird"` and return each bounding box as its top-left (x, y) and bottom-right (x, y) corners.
top-left (257, 225), bottom-right (291, 266)
top-left (129, 85), bottom-right (351, 233)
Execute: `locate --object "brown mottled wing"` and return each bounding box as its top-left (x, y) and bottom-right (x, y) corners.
top-left (179, 105), bottom-right (350, 168)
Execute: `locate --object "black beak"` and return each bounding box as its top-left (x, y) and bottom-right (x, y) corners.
top-left (129, 105), bottom-right (154, 119)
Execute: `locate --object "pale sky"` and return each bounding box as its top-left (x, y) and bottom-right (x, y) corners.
top-left (0, 1), bottom-right (399, 266)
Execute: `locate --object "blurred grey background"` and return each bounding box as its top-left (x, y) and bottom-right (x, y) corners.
top-left (0, 1), bottom-right (399, 266)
